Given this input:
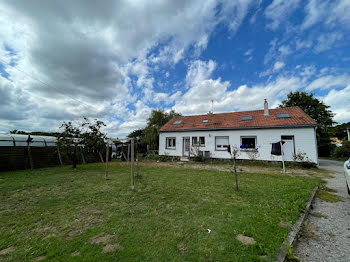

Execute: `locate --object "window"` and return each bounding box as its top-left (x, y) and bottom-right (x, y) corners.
top-left (173, 120), bottom-right (182, 125)
top-left (166, 137), bottom-right (176, 149)
top-left (240, 137), bottom-right (256, 149)
top-left (192, 137), bottom-right (198, 145)
top-left (276, 113), bottom-right (290, 118)
top-left (215, 136), bottom-right (229, 150)
top-left (241, 116), bottom-right (253, 121)
top-left (199, 137), bottom-right (205, 146)
top-left (192, 136), bottom-right (205, 146)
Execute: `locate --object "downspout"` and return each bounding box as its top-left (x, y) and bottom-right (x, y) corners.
top-left (314, 126), bottom-right (319, 166)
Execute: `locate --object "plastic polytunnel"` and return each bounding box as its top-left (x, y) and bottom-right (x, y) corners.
top-left (0, 134), bottom-right (58, 147)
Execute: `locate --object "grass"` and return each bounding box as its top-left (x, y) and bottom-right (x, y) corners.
top-left (0, 162), bottom-right (321, 261)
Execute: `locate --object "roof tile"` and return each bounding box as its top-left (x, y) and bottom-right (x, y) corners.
top-left (160, 107), bottom-right (316, 132)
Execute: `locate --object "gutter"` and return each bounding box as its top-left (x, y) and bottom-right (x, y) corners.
top-left (159, 124), bottom-right (317, 133)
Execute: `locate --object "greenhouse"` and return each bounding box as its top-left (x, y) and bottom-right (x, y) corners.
top-left (0, 133), bottom-right (115, 172)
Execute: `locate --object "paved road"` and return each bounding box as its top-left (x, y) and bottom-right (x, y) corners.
top-left (294, 159), bottom-right (350, 262)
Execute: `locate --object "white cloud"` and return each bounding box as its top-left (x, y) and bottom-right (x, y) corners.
top-left (306, 74), bottom-right (350, 91)
top-left (273, 61), bottom-right (285, 71)
top-left (265, 0), bottom-right (301, 29)
top-left (174, 59), bottom-right (303, 115)
top-left (314, 32), bottom-right (343, 52)
top-left (302, 0), bottom-right (350, 30)
top-left (321, 84), bottom-right (350, 123)
top-left (0, 0), bottom-right (258, 137)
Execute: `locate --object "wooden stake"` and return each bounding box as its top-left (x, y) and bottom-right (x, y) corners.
top-left (27, 135), bottom-right (34, 170)
top-left (127, 144), bottom-right (130, 162)
top-left (99, 151), bottom-right (104, 163)
top-left (57, 147), bottom-right (63, 166)
top-left (131, 139), bottom-right (135, 190)
top-left (105, 143), bottom-right (109, 180)
top-left (280, 141), bottom-right (286, 173)
top-left (80, 147), bottom-right (86, 164)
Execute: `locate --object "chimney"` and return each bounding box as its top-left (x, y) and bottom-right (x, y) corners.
top-left (264, 99), bottom-right (269, 116)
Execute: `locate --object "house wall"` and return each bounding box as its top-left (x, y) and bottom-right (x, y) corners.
top-left (159, 127), bottom-right (318, 164)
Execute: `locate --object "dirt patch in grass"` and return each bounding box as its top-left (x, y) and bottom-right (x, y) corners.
top-left (310, 212), bottom-right (328, 218)
top-left (177, 243), bottom-right (187, 255)
top-left (278, 221), bottom-right (293, 228)
top-left (101, 243), bottom-right (123, 253)
top-left (34, 255), bottom-right (46, 261)
top-left (316, 189), bottom-right (342, 203)
top-left (0, 246), bottom-right (16, 255)
top-left (71, 250), bottom-right (80, 256)
top-left (236, 234), bottom-right (256, 245)
top-left (88, 233), bottom-right (117, 245)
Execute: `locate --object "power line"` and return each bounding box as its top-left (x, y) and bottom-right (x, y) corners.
top-left (0, 57), bottom-right (100, 111)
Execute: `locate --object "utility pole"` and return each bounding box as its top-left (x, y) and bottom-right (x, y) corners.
top-left (347, 128), bottom-right (350, 141)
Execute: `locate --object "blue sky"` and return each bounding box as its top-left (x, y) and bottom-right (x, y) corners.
top-left (0, 0), bottom-right (349, 137)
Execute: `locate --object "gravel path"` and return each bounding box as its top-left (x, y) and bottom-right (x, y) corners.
top-left (294, 159), bottom-right (350, 262)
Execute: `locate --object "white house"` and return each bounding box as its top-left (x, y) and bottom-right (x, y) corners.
top-left (159, 100), bottom-right (318, 164)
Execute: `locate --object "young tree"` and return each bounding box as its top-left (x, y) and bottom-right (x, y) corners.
top-left (279, 91), bottom-right (336, 156)
top-left (57, 121), bottom-right (82, 168)
top-left (143, 110), bottom-right (181, 150)
top-left (228, 145), bottom-right (240, 191)
top-left (81, 118), bottom-right (107, 161)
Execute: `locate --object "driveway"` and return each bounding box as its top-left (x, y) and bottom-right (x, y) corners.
top-left (294, 159), bottom-right (350, 262)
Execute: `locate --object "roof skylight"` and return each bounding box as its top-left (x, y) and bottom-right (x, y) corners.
top-left (202, 119), bottom-right (209, 123)
top-left (173, 120), bottom-right (182, 125)
top-left (241, 116), bottom-right (253, 121)
top-left (276, 113), bottom-right (290, 118)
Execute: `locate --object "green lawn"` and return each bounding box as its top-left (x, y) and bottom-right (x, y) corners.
top-left (0, 163), bottom-right (320, 262)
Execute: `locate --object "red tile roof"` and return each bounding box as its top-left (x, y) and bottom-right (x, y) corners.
top-left (160, 107), bottom-right (317, 132)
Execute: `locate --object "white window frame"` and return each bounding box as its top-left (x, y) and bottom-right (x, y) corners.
top-left (192, 136), bottom-right (205, 147)
top-left (215, 136), bottom-right (229, 151)
top-left (240, 136), bottom-right (257, 149)
top-left (166, 137), bottom-right (176, 149)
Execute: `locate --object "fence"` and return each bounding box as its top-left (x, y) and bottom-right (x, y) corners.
top-left (0, 134), bottom-right (112, 172)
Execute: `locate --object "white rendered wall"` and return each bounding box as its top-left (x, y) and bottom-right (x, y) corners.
top-left (159, 128), bottom-right (318, 164)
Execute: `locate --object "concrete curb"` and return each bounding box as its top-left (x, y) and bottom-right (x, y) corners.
top-left (275, 185), bottom-right (318, 262)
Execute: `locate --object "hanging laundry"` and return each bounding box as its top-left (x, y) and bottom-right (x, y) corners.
top-left (271, 141), bottom-right (285, 155)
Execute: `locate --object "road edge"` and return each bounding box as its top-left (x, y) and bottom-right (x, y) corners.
top-left (275, 185), bottom-right (318, 262)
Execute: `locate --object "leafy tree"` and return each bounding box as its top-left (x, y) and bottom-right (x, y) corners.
top-left (57, 122), bottom-right (82, 168)
top-left (81, 118), bottom-right (107, 160)
top-left (332, 140), bottom-right (350, 158)
top-left (143, 110), bottom-right (181, 150)
top-left (329, 122), bottom-right (350, 141)
top-left (279, 91), bottom-right (335, 157)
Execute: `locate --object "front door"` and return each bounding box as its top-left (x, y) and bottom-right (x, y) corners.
top-left (281, 136), bottom-right (295, 161)
top-left (183, 137), bottom-right (190, 156)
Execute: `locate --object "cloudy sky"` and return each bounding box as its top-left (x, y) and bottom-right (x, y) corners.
top-left (0, 0), bottom-right (349, 137)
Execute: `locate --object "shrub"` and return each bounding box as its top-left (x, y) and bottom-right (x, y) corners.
top-left (144, 154), bottom-right (180, 162)
top-left (332, 141), bottom-right (350, 158)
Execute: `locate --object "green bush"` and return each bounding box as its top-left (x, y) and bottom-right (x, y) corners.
top-left (144, 154), bottom-right (180, 162)
top-left (332, 141), bottom-right (350, 158)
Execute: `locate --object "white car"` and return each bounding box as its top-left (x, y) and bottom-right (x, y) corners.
top-left (345, 158), bottom-right (350, 195)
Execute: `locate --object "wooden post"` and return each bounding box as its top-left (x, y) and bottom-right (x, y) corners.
top-left (280, 141), bottom-right (286, 173)
top-left (131, 139), bottom-right (135, 190)
top-left (127, 144), bottom-right (130, 162)
top-left (57, 147), bottom-right (63, 166)
top-left (136, 153), bottom-right (140, 177)
top-left (27, 135), bottom-right (34, 170)
top-left (99, 151), bottom-right (104, 163)
top-left (234, 156), bottom-right (238, 191)
top-left (105, 143), bottom-right (109, 180)
top-left (80, 147), bottom-right (86, 164)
